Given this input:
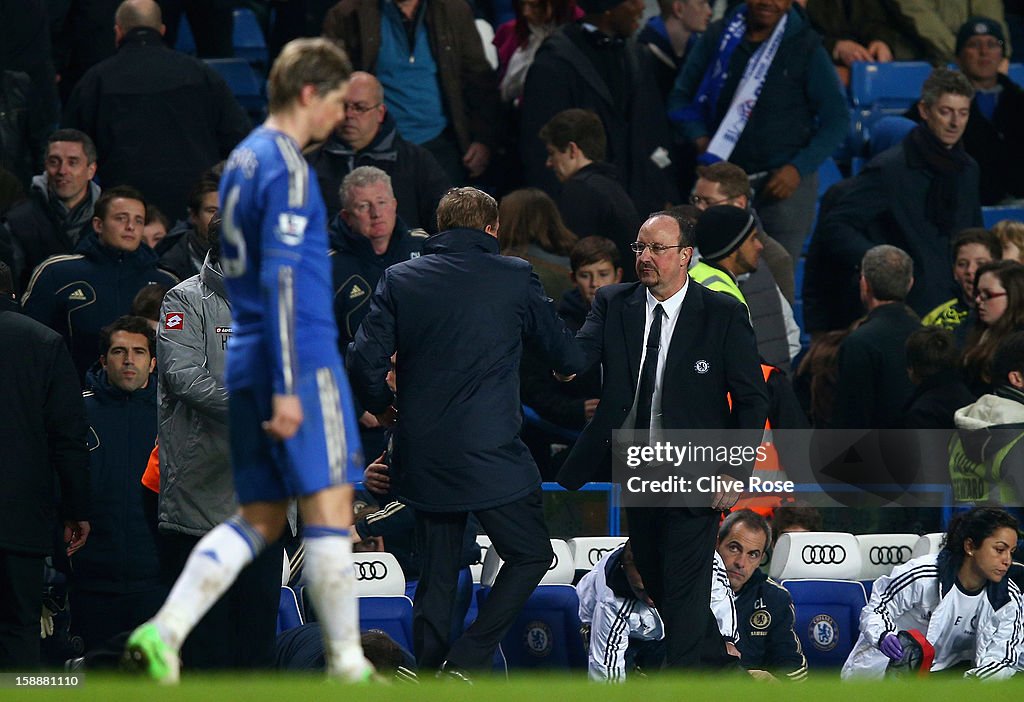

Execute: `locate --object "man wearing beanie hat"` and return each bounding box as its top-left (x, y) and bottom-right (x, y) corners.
top-left (886, 2), bottom-right (1011, 64)
top-left (953, 17), bottom-right (1024, 204)
top-left (519, 0), bottom-right (677, 217)
top-left (906, 16), bottom-right (1024, 204)
top-left (557, 210), bottom-right (768, 670)
top-left (690, 206), bottom-right (798, 370)
top-left (690, 205), bottom-right (763, 308)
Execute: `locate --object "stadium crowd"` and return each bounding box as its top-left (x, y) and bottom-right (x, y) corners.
top-left (1, 0), bottom-right (1024, 683)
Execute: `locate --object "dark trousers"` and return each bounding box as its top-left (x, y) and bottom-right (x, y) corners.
top-left (0, 551), bottom-right (43, 669)
top-left (626, 507), bottom-right (718, 669)
top-left (69, 586), bottom-right (166, 654)
top-left (414, 488), bottom-right (552, 671)
top-left (161, 531), bottom-right (282, 670)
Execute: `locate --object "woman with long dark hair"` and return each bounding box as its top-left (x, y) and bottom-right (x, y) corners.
top-left (498, 188), bottom-right (578, 298)
top-left (842, 506), bottom-right (1022, 680)
top-left (963, 260), bottom-right (1024, 394)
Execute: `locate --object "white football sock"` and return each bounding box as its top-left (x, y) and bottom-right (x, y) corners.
top-left (302, 526), bottom-right (368, 678)
top-left (153, 515), bottom-right (265, 650)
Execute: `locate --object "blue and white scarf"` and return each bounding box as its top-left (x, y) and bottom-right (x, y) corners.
top-left (672, 7), bottom-right (788, 164)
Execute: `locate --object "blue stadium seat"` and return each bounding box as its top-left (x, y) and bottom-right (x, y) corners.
top-left (477, 539), bottom-right (587, 671)
top-left (817, 157), bottom-right (843, 199)
top-left (848, 62), bottom-right (931, 154)
top-left (983, 206), bottom-right (1024, 228)
top-left (175, 14), bottom-right (196, 55)
top-left (233, 8), bottom-right (268, 68)
top-left (278, 585), bottom-right (305, 634)
top-left (770, 532), bottom-right (866, 668)
top-left (782, 579), bottom-right (867, 668)
top-left (1008, 63), bottom-right (1024, 87)
top-left (359, 596), bottom-right (415, 652)
top-left (204, 58), bottom-right (266, 122)
top-left (849, 62), bottom-right (932, 111)
top-left (300, 553), bottom-right (415, 651)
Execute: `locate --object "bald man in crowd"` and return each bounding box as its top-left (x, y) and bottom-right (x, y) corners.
top-left (63, 0), bottom-right (250, 218)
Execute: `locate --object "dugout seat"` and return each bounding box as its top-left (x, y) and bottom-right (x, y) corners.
top-left (567, 536), bottom-right (628, 583)
top-left (854, 533), bottom-right (917, 581)
top-left (300, 552), bottom-right (415, 652)
top-left (772, 531), bottom-right (866, 668)
top-left (464, 535), bottom-right (493, 632)
top-left (478, 539), bottom-right (587, 671)
top-left (353, 553), bottom-right (412, 650)
top-left (911, 532), bottom-right (944, 558)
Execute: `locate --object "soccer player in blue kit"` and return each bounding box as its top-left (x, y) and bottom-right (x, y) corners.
top-left (125, 38), bottom-right (373, 684)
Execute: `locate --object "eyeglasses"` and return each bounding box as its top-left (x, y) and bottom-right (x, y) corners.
top-left (630, 242), bottom-right (685, 255)
top-left (689, 194), bottom-right (731, 208)
top-left (344, 102), bottom-right (382, 115)
top-left (975, 290), bottom-right (1008, 301)
top-left (964, 38), bottom-right (1004, 52)
top-left (349, 199), bottom-right (396, 214)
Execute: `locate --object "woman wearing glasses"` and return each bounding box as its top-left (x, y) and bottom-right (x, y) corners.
top-left (962, 260), bottom-right (1024, 394)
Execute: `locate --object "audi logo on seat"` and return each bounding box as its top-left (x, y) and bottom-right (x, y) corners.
top-left (869, 545), bottom-right (911, 566)
top-left (355, 561), bottom-right (389, 580)
top-left (588, 547), bottom-right (616, 565)
top-left (801, 545), bottom-right (847, 565)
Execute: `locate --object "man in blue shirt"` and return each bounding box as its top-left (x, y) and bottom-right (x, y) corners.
top-left (125, 37), bottom-right (372, 684)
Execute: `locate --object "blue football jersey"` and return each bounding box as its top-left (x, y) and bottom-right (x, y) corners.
top-left (219, 127), bottom-right (340, 394)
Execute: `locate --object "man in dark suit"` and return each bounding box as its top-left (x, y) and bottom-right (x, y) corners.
top-left (347, 187), bottom-right (583, 677)
top-left (557, 210), bottom-right (768, 669)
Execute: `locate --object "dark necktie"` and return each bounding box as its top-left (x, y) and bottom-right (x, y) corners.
top-left (634, 304), bottom-right (664, 431)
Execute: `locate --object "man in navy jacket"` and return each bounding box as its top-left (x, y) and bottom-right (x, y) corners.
top-left (72, 315), bottom-right (163, 653)
top-left (21, 185), bottom-right (177, 382)
top-left (348, 187), bottom-right (583, 676)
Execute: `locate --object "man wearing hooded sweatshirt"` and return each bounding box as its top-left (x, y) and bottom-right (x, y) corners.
top-left (949, 331), bottom-right (1024, 511)
top-left (71, 315), bottom-right (163, 654)
top-left (21, 186), bottom-right (177, 382)
top-left (0, 129), bottom-right (101, 294)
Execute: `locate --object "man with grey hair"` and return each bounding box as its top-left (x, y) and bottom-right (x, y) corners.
top-left (715, 509), bottom-right (806, 681)
top-left (330, 165), bottom-right (426, 457)
top-left (815, 67), bottom-right (982, 320)
top-left (63, 0), bottom-right (250, 219)
top-left (832, 245), bottom-right (921, 429)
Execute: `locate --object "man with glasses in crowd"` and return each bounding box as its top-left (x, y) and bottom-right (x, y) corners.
top-left (306, 72), bottom-right (451, 232)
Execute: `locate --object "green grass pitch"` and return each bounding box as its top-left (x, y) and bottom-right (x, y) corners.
top-left (22, 672), bottom-right (1024, 701)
